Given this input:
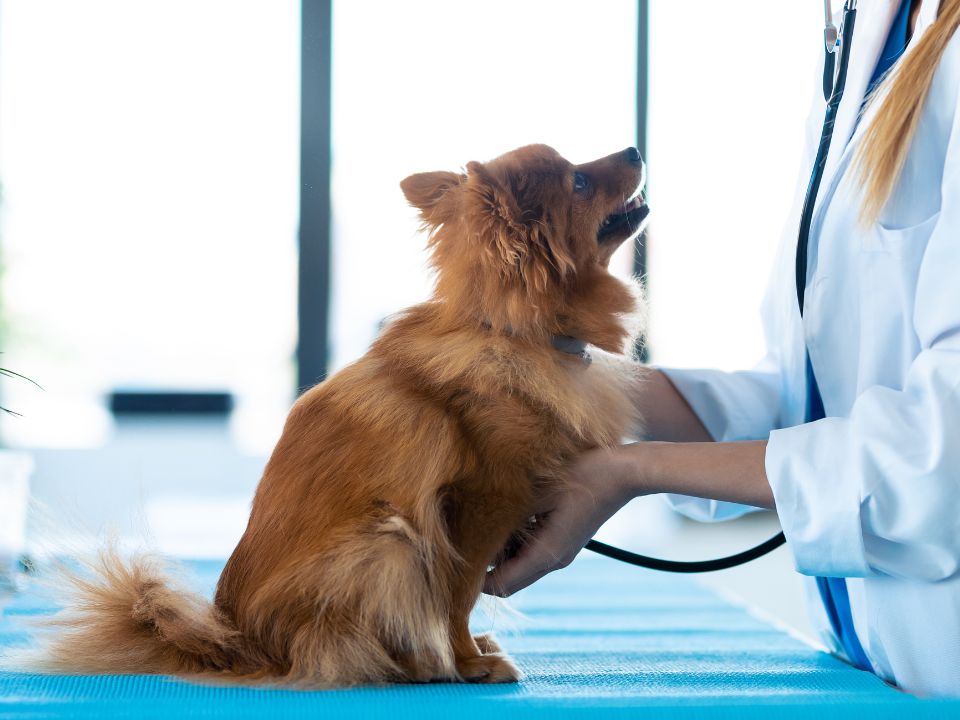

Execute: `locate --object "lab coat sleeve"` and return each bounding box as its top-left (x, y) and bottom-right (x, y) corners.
top-left (767, 129), bottom-right (960, 581)
top-left (660, 364), bottom-right (782, 522)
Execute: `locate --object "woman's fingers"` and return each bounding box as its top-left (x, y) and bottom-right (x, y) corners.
top-left (483, 508), bottom-right (578, 597)
top-left (482, 446), bottom-right (639, 597)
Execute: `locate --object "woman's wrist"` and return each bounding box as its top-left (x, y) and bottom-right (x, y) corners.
top-left (613, 441), bottom-right (666, 496)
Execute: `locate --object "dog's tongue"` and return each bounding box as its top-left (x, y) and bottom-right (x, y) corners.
top-left (616, 196), bottom-right (644, 214)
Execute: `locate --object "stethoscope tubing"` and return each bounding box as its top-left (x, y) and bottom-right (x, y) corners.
top-left (799, 2), bottom-right (858, 313)
top-left (584, 533), bottom-right (787, 573)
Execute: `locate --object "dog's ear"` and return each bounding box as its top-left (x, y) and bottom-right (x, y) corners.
top-left (400, 171), bottom-right (464, 227)
top-left (464, 160), bottom-right (575, 288)
top-left (464, 161), bottom-right (525, 230)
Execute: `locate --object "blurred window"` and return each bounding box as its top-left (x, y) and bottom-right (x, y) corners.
top-left (0, 2), bottom-right (820, 448)
top-left (0, 1), bottom-right (299, 451)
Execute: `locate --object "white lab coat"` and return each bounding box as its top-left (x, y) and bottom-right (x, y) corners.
top-left (661, 0), bottom-right (960, 697)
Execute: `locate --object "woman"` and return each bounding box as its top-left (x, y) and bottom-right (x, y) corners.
top-left (485, 0), bottom-right (960, 697)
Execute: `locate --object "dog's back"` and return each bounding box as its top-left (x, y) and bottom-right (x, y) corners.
top-left (215, 329), bottom-right (469, 684)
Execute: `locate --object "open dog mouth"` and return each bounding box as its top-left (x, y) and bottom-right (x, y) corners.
top-left (598, 194), bottom-right (649, 241)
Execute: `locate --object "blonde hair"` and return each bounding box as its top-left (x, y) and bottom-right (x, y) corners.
top-left (856, 0), bottom-right (960, 223)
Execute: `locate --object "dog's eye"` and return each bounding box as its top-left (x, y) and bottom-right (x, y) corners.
top-left (573, 172), bottom-right (590, 193)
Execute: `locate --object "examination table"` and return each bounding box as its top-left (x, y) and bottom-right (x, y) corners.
top-left (1, 556), bottom-right (957, 718)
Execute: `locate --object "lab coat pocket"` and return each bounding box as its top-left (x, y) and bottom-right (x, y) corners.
top-left (863, 211), bottom-right (941, 253)
top-left (858, 212), bottom-right (938, 385)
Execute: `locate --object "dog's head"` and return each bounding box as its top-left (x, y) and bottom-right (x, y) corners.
top-left (401, 145), bottom-right (647, 353)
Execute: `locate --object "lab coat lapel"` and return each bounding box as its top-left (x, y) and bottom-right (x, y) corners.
top-left (839, 0), bottom-right (943, 159)
top-left (816, 2), bottom-right (897, 208)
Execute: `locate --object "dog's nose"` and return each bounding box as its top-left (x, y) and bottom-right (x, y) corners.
top-left (624, 146), bottom-right (642, 164)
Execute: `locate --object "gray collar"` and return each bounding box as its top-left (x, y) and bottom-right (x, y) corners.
top-left (478, 322), bottom-right (591, 364)
top-left (550, 335), bottom-right (592, 364)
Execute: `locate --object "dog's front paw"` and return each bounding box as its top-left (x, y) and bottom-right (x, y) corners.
top-left (457, 654), bottom-right (520, 684)
top-left (473, 633), bottom-right (502, 654)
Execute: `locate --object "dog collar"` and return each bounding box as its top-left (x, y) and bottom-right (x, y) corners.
top-left (550, 335), bottom-right (592, 365)
top-left (479, 322), bottom-right (591, 365)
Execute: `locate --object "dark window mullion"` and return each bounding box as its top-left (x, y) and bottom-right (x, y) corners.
top-left (635, 0), bottom-right (650, 361)
top-left (297, 0), bottom-right (333, 392)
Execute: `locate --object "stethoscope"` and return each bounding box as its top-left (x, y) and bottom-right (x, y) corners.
top-left (583, 0), bottom-right (858, 573)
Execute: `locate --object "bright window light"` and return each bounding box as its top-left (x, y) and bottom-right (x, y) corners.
top-left (330, 0), bottom-right (638, 371)
top-left (645, 3), bottom-right (820, 372)
top-left (0, 1), bottom-right (299, 450)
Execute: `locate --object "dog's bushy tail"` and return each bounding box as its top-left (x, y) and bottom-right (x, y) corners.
top-left (20, 547), bottom-right (244, 677)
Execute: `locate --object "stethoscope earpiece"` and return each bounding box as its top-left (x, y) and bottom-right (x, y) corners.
top-left (824, 0), bottom-right (840, 53)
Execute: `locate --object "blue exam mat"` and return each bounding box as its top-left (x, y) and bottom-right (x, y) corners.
top-left (1, 556), bottom-right (956, 719)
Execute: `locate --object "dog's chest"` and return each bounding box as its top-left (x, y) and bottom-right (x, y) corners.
top-left (453, 356), bottom-right (637, 472)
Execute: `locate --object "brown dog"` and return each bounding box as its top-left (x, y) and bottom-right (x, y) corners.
top-left (29, 144), bottom-right (648, 687)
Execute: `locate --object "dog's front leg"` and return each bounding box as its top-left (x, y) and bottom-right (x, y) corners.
top-left (444, 484), bottom-right (527, 684)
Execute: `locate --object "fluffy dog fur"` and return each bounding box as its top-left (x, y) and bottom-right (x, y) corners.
top-left (25, 144), bottom-right (649, 687)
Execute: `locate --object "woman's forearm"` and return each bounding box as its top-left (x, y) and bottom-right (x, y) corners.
top-left (620, 439), bottom-right (775, 510)
top-left (633, 369), bottom-right (713, 442)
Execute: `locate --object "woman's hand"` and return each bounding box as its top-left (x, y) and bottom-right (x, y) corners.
top-left (482, 439), bottom-right (774, 598)
top-left (483, 446), bottom-right (644, 597)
